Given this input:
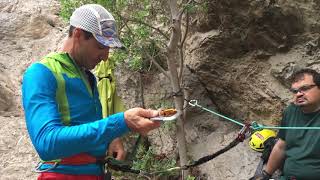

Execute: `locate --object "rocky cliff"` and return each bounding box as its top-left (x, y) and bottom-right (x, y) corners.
top-left (116, 0), bottom-right (320, 179)
top-left (1, 0), bottom-right (319, 179)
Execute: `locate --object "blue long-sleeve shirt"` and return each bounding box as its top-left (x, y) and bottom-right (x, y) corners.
top-left (22, 52), bottom-right (129, 175)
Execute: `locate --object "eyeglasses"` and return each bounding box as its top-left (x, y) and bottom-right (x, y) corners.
top-left (289, 84), bottom-right (317, 94)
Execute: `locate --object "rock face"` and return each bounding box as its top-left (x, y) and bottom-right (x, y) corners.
top-left (116, 1), bottom-right (320, 179)
top-left (0, 68), bottom-right (15, 113)
top-left (1, 0), bottom-right (320, 180)
top-left (0, 0), bottom-right (66, 179)
top-left (182, 1), bottom-right (320, 179)
top-left (0, 0), bottom-right (66, 115)
top-left (185, 0), bottom-right (314, 123)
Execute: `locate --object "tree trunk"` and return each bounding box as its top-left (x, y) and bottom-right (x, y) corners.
top-left (167, 0), bottom-right (189, 178)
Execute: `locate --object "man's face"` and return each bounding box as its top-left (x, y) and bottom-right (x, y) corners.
top-left (290, 74), bottom-right (320, 111)
top-left (75, 30), bottom-right (110, 70)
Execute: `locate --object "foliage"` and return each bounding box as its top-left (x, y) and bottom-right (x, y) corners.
top-left (163, 120), bottom-right (176, 132)
top-left (186, 175), bottom-right (196, 180)
top-left (59, 0), bottom-right (206, 71)
top-left (132, 143), bottom-right (178, 178)
top-left (59, 0), bottom-right (89, 20)
top-left (152, 100), bottom-right (175, 110)
top-left (58, 0), bottom-right (206, 178)
top-left (59, 0), bottom-right (170, 72)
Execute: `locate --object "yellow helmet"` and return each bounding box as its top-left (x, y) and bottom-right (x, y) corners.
top-left (249, 129), bottom-right (276, 152)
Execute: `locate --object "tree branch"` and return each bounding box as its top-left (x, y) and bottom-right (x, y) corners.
top-left (177, 0), bottom-right (194, 84)
top-left (119, 14), bottom-right (169, 79)
top-left (178, 11), bottom-right (190, 85)
top-left (178, 0), bottom-right (194, 19)
top-left (115, 12), bottom-right (170, 40)
top-left (180, 11), bottom-right (189, 48)
top-left (144, 52), bottom-right (170, 79)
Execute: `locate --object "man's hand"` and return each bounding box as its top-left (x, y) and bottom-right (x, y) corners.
top-left (249, 170), bottom-right (272, 180)
top-left (124, 108), bottom-right (161, 136)
top-left (107, 138), bottom-right (126, 160)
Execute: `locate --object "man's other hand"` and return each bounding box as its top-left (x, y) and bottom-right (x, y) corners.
top-left (107, 138), bottom-right (126, 160)
top-left (249, 170), bottom-right (272, 180)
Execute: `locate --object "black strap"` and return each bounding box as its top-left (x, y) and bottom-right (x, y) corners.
top-left (261, 137), bottom-right (278, 163)
top-left (105, 157), bottom-right (140, 174)
top-left (97, 157), bottom-right (140, 174)
top-left (183, 138), bottom-right (240, 169)
top-left (98, 136), bottom-right (242, 174)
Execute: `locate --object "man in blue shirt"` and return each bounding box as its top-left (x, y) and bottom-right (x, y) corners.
top-left (22, 4), bottom-right (161, 180)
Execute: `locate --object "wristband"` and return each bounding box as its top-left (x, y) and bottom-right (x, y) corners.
top-left (262, 169), bottom-right (272, 178)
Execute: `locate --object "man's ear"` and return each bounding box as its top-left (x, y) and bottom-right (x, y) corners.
top-left (314, 74), bottom-right (320, 86)
top-left (72, 28), bottom-right (82, 39)
top-left (71, 28), bottom-right (83, 48)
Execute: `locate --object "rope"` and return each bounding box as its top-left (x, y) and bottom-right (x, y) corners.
top-left (188, 100), bottom-right (245, 127)
top-left (188, 99), bottom-right (320, 130)
top-left (252, 124), bottom-right (320, 130)
top-left (103, 99), bottom-right (320, 176)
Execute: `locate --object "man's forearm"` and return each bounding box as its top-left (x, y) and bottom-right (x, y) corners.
top-left (265, 140), bottom-right (286, 175)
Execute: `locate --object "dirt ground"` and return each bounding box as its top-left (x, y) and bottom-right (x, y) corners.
top-left (0, 116), bottom-right (38, 180)
top-left (0, 1), bottom-right (63, 179)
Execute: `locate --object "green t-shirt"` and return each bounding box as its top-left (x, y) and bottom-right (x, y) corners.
top-left (278, 104), bottom-right (320, 180)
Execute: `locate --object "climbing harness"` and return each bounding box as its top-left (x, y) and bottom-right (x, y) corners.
top-left (34, 154), bottom-right (149, 177)
top-left (34, 153), bottom-right (104, 173)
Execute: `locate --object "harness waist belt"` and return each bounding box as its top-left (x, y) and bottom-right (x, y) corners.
top-left (44, 153), bottom-right (104, 165)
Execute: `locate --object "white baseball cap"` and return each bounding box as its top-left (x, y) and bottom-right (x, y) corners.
top-left (70, 4), bottom-right (122, 48)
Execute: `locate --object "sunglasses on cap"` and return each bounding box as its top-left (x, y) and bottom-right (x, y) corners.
top-left (94, 20), bottom-right (122, 48)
